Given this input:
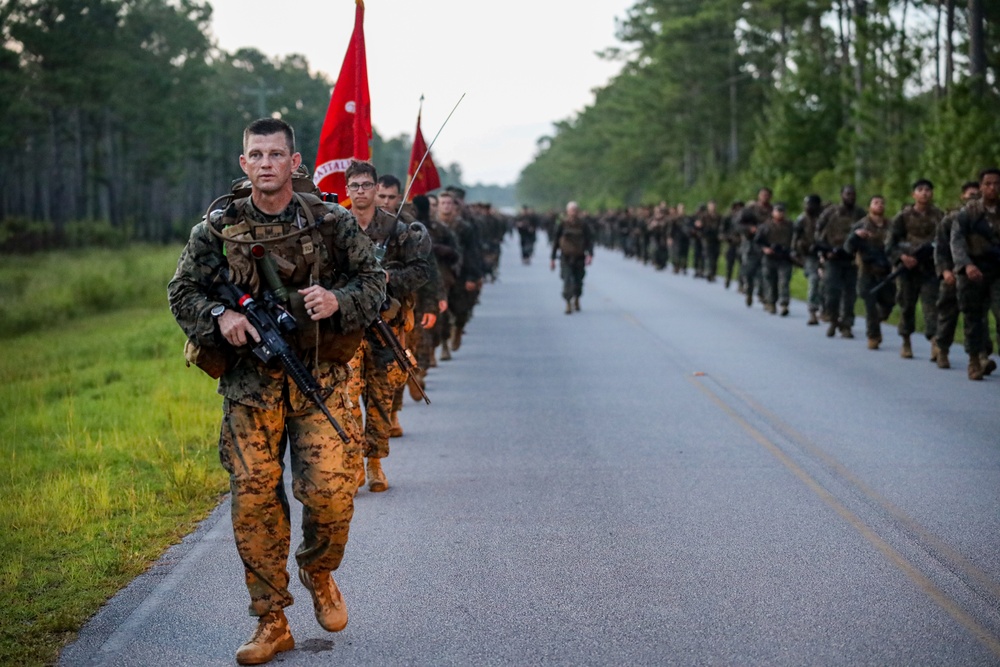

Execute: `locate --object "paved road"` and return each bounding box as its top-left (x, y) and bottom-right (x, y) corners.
top-left (63, 237), bottom-right (1000, 666)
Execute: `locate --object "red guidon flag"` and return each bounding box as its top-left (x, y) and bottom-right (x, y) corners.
top-left (314, 0), bottom-right (372, 206)
top-left (405, 107), bottom-right (441, 200)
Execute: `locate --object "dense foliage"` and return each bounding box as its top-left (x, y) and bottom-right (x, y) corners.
top-left (518, 0), bottom-right (1000, 211)
top-left (0, 0), bottom-right (488, 247)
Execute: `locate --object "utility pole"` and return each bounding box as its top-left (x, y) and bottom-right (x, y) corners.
top-left (241, 78), bottom-right (283, 118)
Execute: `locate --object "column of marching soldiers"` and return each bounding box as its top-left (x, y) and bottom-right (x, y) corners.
top-left (384, 183), bottom-right (510, 491)
top-left (512, 169), bottom-right (1000, 382)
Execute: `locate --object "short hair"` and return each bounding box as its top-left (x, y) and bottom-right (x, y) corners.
top-left (345, 160), bottom-right (377, 184)
top-left (244, 118), bottom-right (295, 153)
top-left (805, 194), bottom-right (822, 207)
top-left (912, 178), bottom-right (934, 191)
top-left (412, 194), bottom-right (430, 220)
top-left (773, 202), bottom-right (787, 212)
top-left (438, 190), bottom-right (459, 203)
top-left (378, 174), bottom-right (402, 191)
top-left (841, 184), bottom-right (856, 193)
top-left (758, 187), bottom-right (773, 195)
top-left (978, 167), bottom-right (1000, 182)
top-left (870, 194), bottom-right (885, 203)
top-left (961, 180), bottom-right (980, 192)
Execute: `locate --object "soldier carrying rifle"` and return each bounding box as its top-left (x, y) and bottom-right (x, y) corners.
top-left (168, 118), bottom-right (384, 665)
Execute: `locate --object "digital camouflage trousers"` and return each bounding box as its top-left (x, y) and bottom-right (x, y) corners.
top-left (347, 334), bottom-right (407, 459)
top-left (219, 380), bottom-right (362, 617)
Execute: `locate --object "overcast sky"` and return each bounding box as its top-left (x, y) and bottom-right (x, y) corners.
top-left (207, 0), bottom-right (635, 186)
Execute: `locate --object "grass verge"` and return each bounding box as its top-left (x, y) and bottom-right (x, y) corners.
top-left (0, 246), bottom-right (227, 666)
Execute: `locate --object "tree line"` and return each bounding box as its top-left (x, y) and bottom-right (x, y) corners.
top-left (0, 0), bottom-right (474, 251)
top-left (518, 0), bottom-right (1000, 213)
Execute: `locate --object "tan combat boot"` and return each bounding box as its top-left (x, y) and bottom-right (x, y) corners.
top-left (982, 354), bottom-right (997, 376)
top-left (867, 337), bottom-right (880, 350)
top-left (573, 296), bottom-right (581, 311)
top-left (929, 338), bottom-right (940, 363)
top-left (451, 327), bottom-right (463, 351)
top-left (936, 347), bottom-right (950, 369)
top-left (389, 411), bottom-right (403, 438)
top-left (439, 338), bottom-right (451, 361)
top-left (900, 335), bottom-right (913, 359)
top-left (407, 371), bottom-right (425, 402)
top-left (367, 457), bottom-right (388, 492)
top-left (807, 311), bottom-right (819, 326)
top-left (565, 300), bottom-right (573, 314)
top-left (354, 463), bottom-right (365, 496)
top-left (298, 569), bottom-right (348, 633)
top-left (235, 610), bottom-right (294, 665)
top-left (840, 327), bottom-right (854, 339)
top-left (968, 354), bottom-right (984, 381)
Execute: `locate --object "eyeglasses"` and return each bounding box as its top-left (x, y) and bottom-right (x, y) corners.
top-left (347, 181), bottom-right (375, 192)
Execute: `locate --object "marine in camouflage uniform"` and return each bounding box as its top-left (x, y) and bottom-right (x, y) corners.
top-left (347, 164), bottom-right (430, 490)
top-left (669, 203), bottom-right (692, 275)
top-left (754, 202), bottom-right (794, 315)
top-left (396, 195), bottom-right (447, 401)
top-left (739, 188), bottom-right (773, 308)
top-left (951, 167), bottom-right (1000, 380)
top-left (721, 201), bottom-right (745, 289)
top-left (886, 179), bottom-right (944, 359)
top-left (816, 185), bottom-right (866, 338)
top-left (550, 200), bottom-right (595, 313)
top-left (515, 205), bottom-right (539, 264)
top-left (696, 201), bottom-right (722, 282)
top-left (845, 195), bottom-right (895, 348)
top-left (934, 182), bottom-right (985, 369)
top-left (791, 195), bottom-right (824, 325)
top-left (418, 196), bottom-right (461, 364)
top-left (439, 188), bottom-right (484, 356)
top-left (167, 119), bottom-right (384, 665)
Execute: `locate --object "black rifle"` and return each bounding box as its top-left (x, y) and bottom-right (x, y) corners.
top-left (813, 240), bottom-right (852, 262)
top-left (869, 242), bottom-right (934, 296)
top-left (765, 243), bottom-right (804, 266)
top-left (369, 312), bottom-right (431, 404)
top-left (215, 270), bottom-right (350, 442)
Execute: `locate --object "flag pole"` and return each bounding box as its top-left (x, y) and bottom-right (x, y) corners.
top-left (398, 93), bottom-right (465, 209)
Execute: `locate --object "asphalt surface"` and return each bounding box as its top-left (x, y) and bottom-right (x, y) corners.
top-left (62, 236), bottom-right (1000, 666)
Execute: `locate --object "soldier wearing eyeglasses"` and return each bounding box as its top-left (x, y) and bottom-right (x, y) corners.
top-left (344, 161), bottom-right (430, 491)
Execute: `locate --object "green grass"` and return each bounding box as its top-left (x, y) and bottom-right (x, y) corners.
top-left (0, 246), bottom-right (178, 338)
top-left (0, 246), bottom-right (227, 666)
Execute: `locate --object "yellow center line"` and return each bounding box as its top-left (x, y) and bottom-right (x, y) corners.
top-left (688, 374), bottom-right (1000, 658)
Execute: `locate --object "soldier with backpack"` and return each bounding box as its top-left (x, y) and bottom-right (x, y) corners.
top-left (550, 201), bottom-right (594, 314)
top-left (168, 118), bottom-right (385, 665)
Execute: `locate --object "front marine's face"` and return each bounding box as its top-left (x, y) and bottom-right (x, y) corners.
top-left (239, 132), bottom-right (301, 196)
